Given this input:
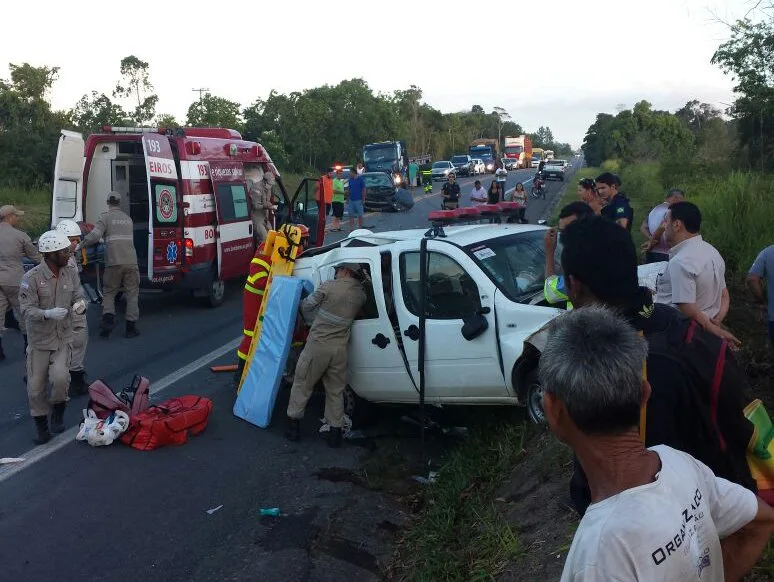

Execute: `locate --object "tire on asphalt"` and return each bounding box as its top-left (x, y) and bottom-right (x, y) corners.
top-left (343, 385), bottom-right (379, 428)
top-left (206, 269), bottom-right (226, 308)
top-left (524, 367), bottom-right (546, 425)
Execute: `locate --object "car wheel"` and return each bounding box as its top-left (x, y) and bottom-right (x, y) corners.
top-left (206, 272), bottom-right (226, 308)
top-left (343, 385), bottom-right (379, 428)
top-left (525, 368), bottom-right (546, 425)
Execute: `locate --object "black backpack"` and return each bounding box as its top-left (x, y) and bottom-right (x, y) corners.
top-left (644, 310), bottom-right (757, 492)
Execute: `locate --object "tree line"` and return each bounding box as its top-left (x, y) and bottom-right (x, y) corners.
top-left (0, 56), bottom-right (573, 189)
top-left (582, 5), bottom-right (774, 174)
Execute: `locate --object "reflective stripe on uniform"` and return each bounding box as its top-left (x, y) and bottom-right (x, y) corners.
top-left (251, 258), bottom-right (271, 270)
top-left (317, 308), bottom-right (353, 327)
top-left (544, 275), bottom-right (570, 305)
top-left (247, 271), bottom-right (268, 285)
top-left (243, 329), bottom-right (254, 337)
top-left (237, 350), bottom-right (248, 361)
top-left (244, 285), bottom-right (265, 296)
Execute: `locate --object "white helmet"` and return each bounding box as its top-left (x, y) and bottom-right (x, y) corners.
top-left (56, 219), bottom-right (81, 237)
top-left (38, 230), bottom-right (71, 253)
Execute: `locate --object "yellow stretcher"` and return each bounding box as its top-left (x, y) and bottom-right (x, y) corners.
top-left (237, 224), bottom-right (303, 392)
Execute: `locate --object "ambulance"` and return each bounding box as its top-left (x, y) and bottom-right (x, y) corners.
top-left (50, 127), bottom-right (326, 306)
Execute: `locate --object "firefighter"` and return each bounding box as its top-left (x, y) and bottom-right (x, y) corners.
top-left (248, 172), bottom-right (276, 244)
top-left (56, 219), bottom-right (90, 395)
top-left (0, 205), bottom-right (42, 360)
top-left (78, 191), bottom-right (140, 339)
top-left (285, 262), bottom-right (367, 448)
top-left (20, 230), bottom-right (86, 444)
top-left (419, 159), bottom-right (433, 193)
top-left (234, 224), bottom-right (310, 386)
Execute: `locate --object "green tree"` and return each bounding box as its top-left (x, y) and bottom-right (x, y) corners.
top-left (186, 93), bottom-right (242, 128)
top-left (71, 91), bottom-right (128, 134)
top-left (155, 113), bottom-right (181, 129)
top-left (113, 55), bottom-right (158, 125)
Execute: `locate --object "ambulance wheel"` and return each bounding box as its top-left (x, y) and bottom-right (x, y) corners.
top-left (343, 385), bottom-right (378, 429)
top-left (524, 368), bottom-right (546, 425)
top-left (207, 277), bottom-right (226, 308)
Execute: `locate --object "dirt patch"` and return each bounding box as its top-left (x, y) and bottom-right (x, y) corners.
top-left (496, 430), bottom-right (576, 582)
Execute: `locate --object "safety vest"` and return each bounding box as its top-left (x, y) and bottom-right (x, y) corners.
top-left (237, 252), bottom-right (272, 361)
top-left (544, 275), bottom-right (573, 310)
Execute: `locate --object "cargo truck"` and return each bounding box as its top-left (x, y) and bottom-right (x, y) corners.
top-left (468, 138), bottom-right (501, 173)
top-left (503, 135), bottom-right (534, 169)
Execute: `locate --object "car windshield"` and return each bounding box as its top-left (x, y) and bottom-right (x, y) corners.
top-left (451, 156), bottom-right (468, 164)
top-left (363, 146), bottom-right (397, 163)
top-left (362, 173), bottom-right (393, 188)
top-left (433, 161), bottom-right (451, 168)
top-left (465, 230), bottom-right (547, 302)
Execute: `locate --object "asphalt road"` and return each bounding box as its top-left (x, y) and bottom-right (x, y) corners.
top-left (0, 165), bottom-right (570, 582)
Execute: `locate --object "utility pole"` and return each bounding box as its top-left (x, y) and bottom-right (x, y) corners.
top-left (192, 88), bottom-right (210, 102)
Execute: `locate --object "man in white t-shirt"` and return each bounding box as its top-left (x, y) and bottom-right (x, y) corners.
top-left (469, 180), bottom-right (488, 206)
top-left (640, 188), bottom-right (683, 263)
top-left (539, 306), bottom-right (774, 582)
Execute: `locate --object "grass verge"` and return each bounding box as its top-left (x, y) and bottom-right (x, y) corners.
top-left (390, 419), bottom-right (529, 582)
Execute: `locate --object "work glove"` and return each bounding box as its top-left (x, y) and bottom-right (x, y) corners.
top-left (300, 279), bottom-right (315, 298)
top-left (72, 299), bottom-right (86, 315)
top-left (43, 307), bottom-right (69, 321)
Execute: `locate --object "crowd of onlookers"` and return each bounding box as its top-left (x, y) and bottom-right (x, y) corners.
top-left (537, 175), bottom-right (774, 580)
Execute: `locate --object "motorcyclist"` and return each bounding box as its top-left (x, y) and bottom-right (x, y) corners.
top-left (532, 171), bottom-right (546, 199)
top-left (441, 173), bottom-right (461, 210)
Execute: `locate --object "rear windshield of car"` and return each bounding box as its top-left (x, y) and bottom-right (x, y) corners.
top-left (433, 162), bottom-right (451, 168)
top-left (451, 156), bottom-right (468, 163)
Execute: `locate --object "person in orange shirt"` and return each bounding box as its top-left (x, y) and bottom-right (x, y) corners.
top-left (321, 172), bottom-right (333, 217)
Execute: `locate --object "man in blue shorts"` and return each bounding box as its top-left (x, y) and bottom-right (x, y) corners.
top-left (347, 170), bottom-right (366, 230)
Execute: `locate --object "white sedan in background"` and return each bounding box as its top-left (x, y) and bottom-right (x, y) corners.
top-left (471, 159), bottom-right (486, 175)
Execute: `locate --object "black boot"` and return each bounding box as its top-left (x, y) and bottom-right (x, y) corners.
top-left (5, 309), bottom-right (19, 331)
top-left (33, 416), bottom-right (51, 445)
top-left (99, 313), bottom-right (115, 338)
top-left (125, 320), bottom-right (139, 339)
top-left (285, 418), bottom-right (300, 442)
top-left (70, 370), bottom-right (89, 395)
top-left (328, 427), bottom-right (343, 448)
top-left (0, 338), bottom-right (5, 362)
top-left (50, 402), bottom-right (66, 434)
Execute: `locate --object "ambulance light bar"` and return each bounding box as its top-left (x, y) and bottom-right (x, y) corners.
top-left (102, 126), bottom-right (160, 134)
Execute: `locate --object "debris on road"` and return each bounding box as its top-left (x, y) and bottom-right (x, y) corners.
top-left (210, 364), bottom-right (238, 373)
top-left (205, 504), bottom-right (224, 515)
top-left (411, 471), bottom-right (438, 485)
top-left (259, 507), bottom-right (281, 517)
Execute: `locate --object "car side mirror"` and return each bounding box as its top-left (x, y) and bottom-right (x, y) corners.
top-left (461, 312), bottom-right (489, 341)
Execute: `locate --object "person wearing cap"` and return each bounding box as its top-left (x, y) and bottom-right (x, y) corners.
top-left (285, 262), bottom-right (367, 447)
top-left (19, 230), bottom-right (86, 444)
top-left (640, 188), bottom-right (685, 263)
top-left (0, 205), bottom-right (42, 361)
top-left (79, 191), bottom-right (140, 338)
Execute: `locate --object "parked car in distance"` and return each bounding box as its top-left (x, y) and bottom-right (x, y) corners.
top-left (471, 158), bottom-right (486, 175)
top-left (361, 172), bottom-right (414, 212)
top-left (431, 161), bottom-right (455, 181)
top-left (502, 158), bottom-right (518, 171)
top-left (450, 154), bottom-right (474, 176)
top-left (542, 160), bottom-right (567, 181)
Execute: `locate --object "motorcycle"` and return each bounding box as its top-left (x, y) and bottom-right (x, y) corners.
top-left (531, 173), bottom-right (546, 199)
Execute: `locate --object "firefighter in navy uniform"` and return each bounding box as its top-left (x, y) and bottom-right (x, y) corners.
top-left (419, 159), bottom-right (433, 193)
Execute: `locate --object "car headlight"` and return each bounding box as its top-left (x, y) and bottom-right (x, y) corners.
top-left (486, 163), bottom-right (494, 170)
top-left (394, 175), bottom-right (402, 185)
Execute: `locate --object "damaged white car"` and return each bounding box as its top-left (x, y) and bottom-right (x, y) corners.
top-left (293, 224), bottom-right (563, 424)
top-left (293, 225), bottom-right (667, 425)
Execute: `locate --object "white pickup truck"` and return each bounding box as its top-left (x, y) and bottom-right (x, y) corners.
top-left (292, 226), bottom-right (664, 425)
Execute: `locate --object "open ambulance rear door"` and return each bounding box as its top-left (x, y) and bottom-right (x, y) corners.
top-left (208, 161), bottom-right (254, 281)
top-left (51, 130), bottom-right (85, 228)
top-left (141, 134), bottom-right (183, 284)
top-left (288, 178), bottom-right (326, 247)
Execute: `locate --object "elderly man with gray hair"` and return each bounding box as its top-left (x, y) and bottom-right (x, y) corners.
top-left (541, 306), bottom-right (774, 582)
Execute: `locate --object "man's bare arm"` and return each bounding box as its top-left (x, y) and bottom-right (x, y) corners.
top-left (721, 497), bottom-right (774, 582)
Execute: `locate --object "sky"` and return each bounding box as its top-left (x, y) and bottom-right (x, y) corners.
top-left (0, 0), bottom-right (761, 148)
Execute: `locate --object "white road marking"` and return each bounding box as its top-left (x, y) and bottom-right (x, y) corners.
top-left (0, 338), bottom-right (240, 484)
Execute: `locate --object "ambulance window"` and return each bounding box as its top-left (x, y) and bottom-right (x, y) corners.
top-left (216, 184), bottom-right (249, 222)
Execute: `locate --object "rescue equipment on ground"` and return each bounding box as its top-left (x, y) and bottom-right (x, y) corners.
top-left (87, 376), bottom-right (151, 419)
top-left (120, 396), bottom-right (213, 451)
top-left (76, 409), bottom-right (130, 447)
